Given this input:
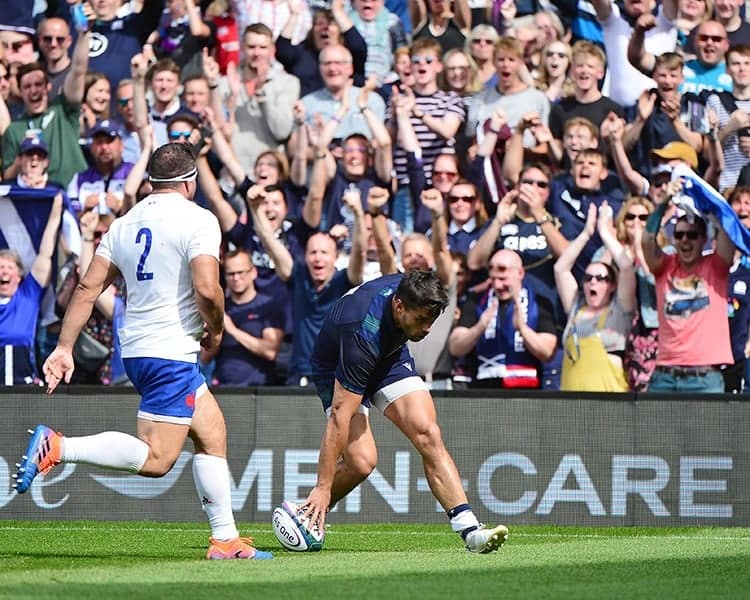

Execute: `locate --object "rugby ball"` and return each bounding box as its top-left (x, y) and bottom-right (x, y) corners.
top-left (272, 500), bottom-right (325, 552)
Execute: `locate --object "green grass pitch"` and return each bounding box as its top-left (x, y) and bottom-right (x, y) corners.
top-left (1, 522), bottom-right (749, 599)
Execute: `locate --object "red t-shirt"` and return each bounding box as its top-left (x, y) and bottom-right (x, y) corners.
top-left (654, 252), bottom-right (733, 366)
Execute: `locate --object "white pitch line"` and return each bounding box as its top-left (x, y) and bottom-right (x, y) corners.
top-left (0, 525), bottom-right (748, 541)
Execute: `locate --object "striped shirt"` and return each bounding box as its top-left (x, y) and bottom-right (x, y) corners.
top-left (387, 89), bottom-right (465, 185)
top-left (705, 92), bottom-right (750, 191)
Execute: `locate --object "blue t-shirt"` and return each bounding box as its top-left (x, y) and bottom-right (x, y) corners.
top-left (311, 273), bottom-right (407, 394)
top-left (215, 292), bottom-right (285, 386)
top-left (290, 264), bottom-right (355, 378)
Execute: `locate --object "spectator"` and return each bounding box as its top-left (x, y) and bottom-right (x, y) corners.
top-left (548, 41), bottom-right (624, 149)
top-left (248, 184), bottom-right (366, 386)
top-left (466, 36), bottom-right (550, 151)
top-left (230, 0), bottom-right (312, 45)
top-left (439, 47), bottom-right (481, 160)
top-left (555, 202), bottom-right (636, 391)
top-left (80, 71), bottom-right (112, 136)
top-left (621, 52), bottom-right (703, 180)
top-left (144, 0), bottom-right (215, 81)
top-left (388, 37), bottom-right (465, 232)
top-left (0, 30), bottom-right (35, 66)
top-left (705, 44), bottom-right (750, 191)
top-left (350, 0), bottom-right (407, 87)
top-left (144, 58), bottom-right (184, 147)
top-left (535, 41), bottom-right (574, 105)
top-left (67, 119), bottom-right (133, 228)
top-left (113, 79), bottom-right (141, 164)
top-left (630, 19), bottom-right (732, 95)
top-left (642, 181), bottom-right (735, 393)
top-left (205, 0), bottom-right (240, 75)
top-left (724, 185), bottom-right (750, 393)
top-left (296, 44), bottom-right (386, 143)
top-left (466, 24), bottom-right (500, 87)
top-left (212, 23), bottom-right (299, 178)
top-left (204, 248), bottom-right (285, 386)
top-left (2, 26), bottom-right (91, 187)
top-left (36, 17), bottom-right (73, 100)
top-left (449, 248), bottom-right (558, 388)
top-left (591, 0), bottom-right (676, 110)
top-left (412, 0), bottom-right (469, 55)
top-left (714, 0), bottom-right (750, 48)
top-left (0, 194), bottom-right (62, 385)
top-left (547, 148), bottom-right (626, 280)
top-left (83, 0), bottom-right (163, 91)
top-left (276, 1), bottom-right (366, 98)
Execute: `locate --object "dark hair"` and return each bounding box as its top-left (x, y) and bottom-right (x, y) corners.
top-left (675, 214), bottom-right (707, 237)
top-left (16, 62), bottom-right (47, 87)
top-left (224, 247), bottom-right (252, 262)
top-left (148, 142), bottom-right (196, 186)
top-left (395, 270), bottom-right (449, 321)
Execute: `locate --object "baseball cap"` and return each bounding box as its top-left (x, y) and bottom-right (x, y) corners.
top-left (649, 141), bottom-right (698, 169)
top-left (19, 136), bottom-right (48, 155)
top-left (89, 119), bottom-right (123, 139)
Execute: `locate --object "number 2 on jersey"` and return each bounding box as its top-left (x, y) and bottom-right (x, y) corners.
top-left (136, 227), bottom-right (154, 281)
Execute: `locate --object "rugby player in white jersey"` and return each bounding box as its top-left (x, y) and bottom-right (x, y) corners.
top-left (13, 143), bottom-right (272, 561)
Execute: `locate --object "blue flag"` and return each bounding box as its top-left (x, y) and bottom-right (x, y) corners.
top-left (0, 184), bottom-right (63, 273)
top-left (671, 165), bottom-right (750, 256)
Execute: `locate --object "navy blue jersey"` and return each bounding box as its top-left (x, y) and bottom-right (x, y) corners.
top-left (311, 274), bottom-right (409, 395)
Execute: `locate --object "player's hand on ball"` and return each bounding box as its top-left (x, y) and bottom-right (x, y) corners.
top-left (301, 485), bottom-right (331, 532)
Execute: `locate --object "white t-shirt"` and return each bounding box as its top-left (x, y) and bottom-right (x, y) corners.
top-left (96, 191), bottom-right (221, 362)
top-left (600, 4), bottom-right (677, 107)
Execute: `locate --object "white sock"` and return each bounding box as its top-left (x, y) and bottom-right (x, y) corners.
top-left (61, 432), bottom-right (149, 473)
top-left (447, 504), bottom-right (480, 537)
top-left (192, 453), bottom-right (239, 541)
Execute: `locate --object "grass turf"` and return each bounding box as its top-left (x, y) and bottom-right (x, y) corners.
top-left (0, 522), bottom-right (749, 599)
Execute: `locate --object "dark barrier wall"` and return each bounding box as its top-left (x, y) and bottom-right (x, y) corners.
top-left (1, 388), bottom-right (748, 526)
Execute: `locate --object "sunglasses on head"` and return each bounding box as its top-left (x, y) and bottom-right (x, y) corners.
top-left (168, 130), bottom-right (193, 140)
top-left (41, 35), bottom-right (66, 45)
top-left (448, 195), bottom-right (476, 203)
top-left (674, 230), bottom-right (700, 240)
top-left (625, 213), bottom-right (649, 222)
top-left (520, 178), bottom-right (549, 189)
top-left (411, 55), bottom-right (436, 65)
top-left (583, 273), bottom-right (610, 283)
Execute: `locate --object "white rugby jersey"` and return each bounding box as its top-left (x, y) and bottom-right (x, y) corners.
top-left (96, 192), bottom-right (221, 361)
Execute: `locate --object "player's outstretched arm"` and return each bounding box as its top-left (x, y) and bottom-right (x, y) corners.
top-left (44, 254), bottom-right (120, 393)
top-left (303, 380), bottom-right (363, 531)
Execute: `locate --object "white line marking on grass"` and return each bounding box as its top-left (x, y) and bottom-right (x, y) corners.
top-left (0, 525), bottom-right (748, 541)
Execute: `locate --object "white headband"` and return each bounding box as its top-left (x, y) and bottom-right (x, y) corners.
top-left (149, 167), bottom-right (197, 183)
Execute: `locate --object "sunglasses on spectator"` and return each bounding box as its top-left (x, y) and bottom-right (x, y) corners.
top-left (545, 50), bottom-right (568, 59)
top-left (471, 38), bottom-right (494, 45)
top-left (448, 195), bottom-right (476, 203)
top-left (674, 230), bottom-right (701, 240)
top-left (117, 97), bottom-right (133, 106)
top-left (41, 35), bottom-right (67, 45)
top-left (433, 170), bottom-right (458, 179)
top-left (520, 178), bottom-right (549, 189)
top-left (169, 130), bottom-right (193, 140)
top-left (2, 39), bottom-right (32, 52)
top-left (411, 55), bottom-right (436, 65)
top-left (625, 213), bottom-right (649, 222)
top-left (697, 34), bottom-right (725, 43)
top-left (583, 273), bottom-right (610, 283)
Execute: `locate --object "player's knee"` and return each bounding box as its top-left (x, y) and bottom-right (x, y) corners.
top-left (349, 451), bottom-right (377, 480)
top-left (411, 421), bottom-right (444, 456)
top-left (140, 455), bottom-right (178, 477)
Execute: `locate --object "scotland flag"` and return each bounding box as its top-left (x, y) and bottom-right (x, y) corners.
top-left (671, 165), bottom-right (750, 256)
top-left (0, 184), bottom-right (62, 272)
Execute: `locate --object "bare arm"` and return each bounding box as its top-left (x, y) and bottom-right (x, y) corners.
top-left (449, 302), bottom-right (496, 357)
top-left (627, 14), bottom-right (656, 76)
top-left (359, 80), bottom-right (393, 182)
top-left (513, 295), bottom-right (558, 363)
top-left (421, 188), bottom-right (455, 286)
top-left (554, 204), bottom-right (597, 314)
top-left (248, 187), bottom-right (294, 281)
top-left (289, 101), bottom-right (309, 186)
top-left (453, 0), bottom-right (471, 30)
top-left (597, 202), bottom-right (636, 313)
top-left (641, 198), bottom-right (669, 274)
top-left (344, 193), bottom-right (367, 286)
top-left (62, 29), bottom-right (91, 105)
top-left (714, 219), bottom-right (737, 265)
top-left (30, 194), bottom-right (64, 287)
top-left (191, 254), bottom-right (225, 350)
top-left (123, 125), bottom-right (154, 212)
top-left (609, 116), bottom-right (648, 195)
top-left (197, 154), bottom-right (239, 232)
top-left (467, 190), bottom-right (518, 270)
top-left (224, 315), bottom-right (284, 361)
top-left (591, 0), bottom-right (613, 21)
top-left (0, 92), bottom-right (10, 135)
top-left (78, 210), bottom-right (116, 319)
top-left (131, 54), bottom-right (149, 131)
top-left (368, 187), bottom-right (398, 275)
top-left (185, 0), bottom-right (212, 38)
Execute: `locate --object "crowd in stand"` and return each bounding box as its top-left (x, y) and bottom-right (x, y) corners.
top-left (2, 0), bottom-right (750, 394)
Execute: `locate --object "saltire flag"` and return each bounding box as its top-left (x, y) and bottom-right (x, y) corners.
top-left (671, 165), bottom-right (750, 256)
top-left (0, 184), bottom-right (65, 273)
